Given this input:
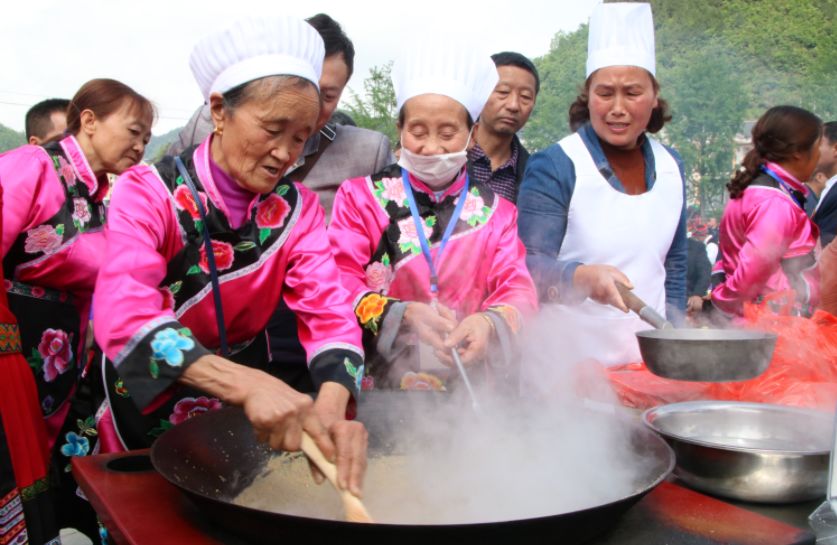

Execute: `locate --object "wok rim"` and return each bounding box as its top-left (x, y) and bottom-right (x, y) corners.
top-left (635, 328), bottom-right (778, 342)
top-left (642, 400), bottom-right (832, 456)
top-left (150, 406), bottom-right (676, 528)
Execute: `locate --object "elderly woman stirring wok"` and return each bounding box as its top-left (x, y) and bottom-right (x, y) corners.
top-left (93, 17), bottom-right (367, 496)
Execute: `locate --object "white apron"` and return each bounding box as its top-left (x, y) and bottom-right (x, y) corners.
top-left (548, 132), bottom-right (682, 367)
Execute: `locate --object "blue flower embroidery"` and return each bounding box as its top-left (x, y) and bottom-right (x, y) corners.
top-left (150, 328), bottom-right (195, 367)
top-left (355, 364), bottom-right (365, 391)
top-left (60, 431), bottom-right (90, 457)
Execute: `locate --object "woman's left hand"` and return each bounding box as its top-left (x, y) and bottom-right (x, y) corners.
top-left (312, 382), bottom-right (368, 498)
top-left (440, 312), bottom-right (494, 366)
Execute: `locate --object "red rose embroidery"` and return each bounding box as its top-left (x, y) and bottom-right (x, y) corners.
top-left (169, 396), bottom-right (222, 425)
top-left (39, 328), bottom-right (74, 382)
top-left (198, 240), bottom-right (234, 274)
top-left (24, 225), bottom-right (63, 255)
top-left (173, 185), bottom-right (208, 220)
top-left (255, 194), bottom-right (291, 229)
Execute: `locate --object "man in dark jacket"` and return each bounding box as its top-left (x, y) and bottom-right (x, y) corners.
top-left (687, 224), bottom-right (712, 315)
top-left (467, 52), bottom-right (538, 204)
top-left (813, 121), bottom-right (837, 246)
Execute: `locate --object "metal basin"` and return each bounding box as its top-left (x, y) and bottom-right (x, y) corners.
top-left (643, 401), bottom-right (831, 503)
top-left (636, 328), bottom-right (776, 382)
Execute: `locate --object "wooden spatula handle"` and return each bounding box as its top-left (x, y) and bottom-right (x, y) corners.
top-left (615, 281), bottom-right (647, 314)
top-left (300, 432), bottom-right (373, 523)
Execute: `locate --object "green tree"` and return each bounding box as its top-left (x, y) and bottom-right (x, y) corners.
top-left (662, 43), bottom-right (747, 215)
top-left (344, 62), bottom-right (399, 144)
top-left (522, 28), bottom-right (589, 151)
top-left (0, 124), bottom-right (24, 153)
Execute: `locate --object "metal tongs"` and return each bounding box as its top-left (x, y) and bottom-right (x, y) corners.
top-left (450, 347), bottom-right (481, 414)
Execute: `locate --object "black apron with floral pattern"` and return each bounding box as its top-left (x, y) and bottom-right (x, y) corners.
top-left (104, 148), bottom-right (301, 450)
top-left (2, 141), bottom-right (106, 542)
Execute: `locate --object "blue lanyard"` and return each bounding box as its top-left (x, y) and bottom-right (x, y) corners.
top-left (762, 165), bottom-right (805, 210)
top-left (401, 167), bottom-right (469, 298)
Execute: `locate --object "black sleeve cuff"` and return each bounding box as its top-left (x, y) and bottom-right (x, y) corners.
top-left (113, 320), bottom-right (211, 410)
top-left (309, 348), bottom-right (365, 399)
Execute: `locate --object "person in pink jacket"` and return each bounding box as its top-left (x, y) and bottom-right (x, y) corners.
top-left (93, 16), bottom-right (367, 496)
top-left (712, 105), bottom-right (823, 317)
top-left (0, 77), bottom-right (154, 543)
top-left (329, 43), bottom-right (538, 391)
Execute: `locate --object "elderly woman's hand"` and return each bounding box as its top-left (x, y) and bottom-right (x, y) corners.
top-left (181, 355), bottom-right (333, 458)
top-left (403, 302), bottom-right (457, 352)
top-left (441, 312), bottom-right (494, 366)
top-left (313, 382), bottom-right (368, 497)
top-left (573, 264), bottom-right (634, 312)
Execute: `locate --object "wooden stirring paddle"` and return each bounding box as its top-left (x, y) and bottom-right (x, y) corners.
top-left (300, 432), bottom-right (374, 523)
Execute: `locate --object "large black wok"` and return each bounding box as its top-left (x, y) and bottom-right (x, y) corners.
top-left (151, 392), bottom-right (674, 544)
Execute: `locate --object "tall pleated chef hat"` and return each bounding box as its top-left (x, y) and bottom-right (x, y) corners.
top-left (586, 2), bottom-right (656, 78)
top-left (392, 41), bottom-right (499, 123)
top-left (189, 16), bottom-right (325, 101)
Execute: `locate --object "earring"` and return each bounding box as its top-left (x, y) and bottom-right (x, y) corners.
top-left (213, 126), bottom-right (223, 136)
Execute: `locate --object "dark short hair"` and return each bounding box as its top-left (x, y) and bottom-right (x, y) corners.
top-left (25, 98), bottom-right (70, 140)
top-left (491, 51), bottom-right (540, 95)
top-left (824, 121), bottom-right (837, 145)
top-left (306, 14), bottom-right (355, 79)
top-left (66, 79), bottom-right (155, 136)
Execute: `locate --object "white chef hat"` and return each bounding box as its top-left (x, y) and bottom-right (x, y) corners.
top-left (189, 16), bottom-right (325, 101)
top-left (392, 42), bottom-right (499, 123)
top-left (586, 2), bottom-right (656, 78)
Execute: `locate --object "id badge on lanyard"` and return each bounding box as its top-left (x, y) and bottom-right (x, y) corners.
top-left (400, 167), bottom-right (469, 304)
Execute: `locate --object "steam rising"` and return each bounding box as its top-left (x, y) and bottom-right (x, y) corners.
top-left (236, 307), bottom-right (666, 524)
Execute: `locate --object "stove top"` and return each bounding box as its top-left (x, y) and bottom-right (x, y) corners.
top-left (73, 451), bottom-right (816, 545)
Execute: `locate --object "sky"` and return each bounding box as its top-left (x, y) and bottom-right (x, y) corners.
top-left (0, 0), bottom-right (599, 134)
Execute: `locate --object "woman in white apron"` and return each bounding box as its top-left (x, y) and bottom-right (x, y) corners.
top-left (517, 3), bottom-right (687, 376)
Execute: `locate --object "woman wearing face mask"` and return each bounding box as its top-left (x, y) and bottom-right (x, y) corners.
top-left (711, 106), bottom-right (822, 317)
top-left (517, 3), bottom-right (687, 374)
top-left (93, 17), bottom-right (367, 497)
top-left (0, 78), bottom-right (154, 543)
top-left (328, 43), bottom-right (538, 391)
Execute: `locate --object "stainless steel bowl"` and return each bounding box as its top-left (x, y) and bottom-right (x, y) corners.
top-left (643, 401), bottom-right (832, 503)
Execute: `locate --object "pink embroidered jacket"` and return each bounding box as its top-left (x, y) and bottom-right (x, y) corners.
top-left (328, 164), bottom-right (537, 386)
top-left (93, 137), bottom-right (365, 413)
top-left (712, 167), bottom-right (819, 316)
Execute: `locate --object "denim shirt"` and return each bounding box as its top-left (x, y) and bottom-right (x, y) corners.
top-left (517, 122), bottom-right (688, 318)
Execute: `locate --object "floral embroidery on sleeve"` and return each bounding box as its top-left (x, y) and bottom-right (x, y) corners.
top-left (355, 292), bottom-right (396, 335)
top-left (343, 358), bottom-right (365, 392)
top-left (149, 327), bottom-right (196, 377)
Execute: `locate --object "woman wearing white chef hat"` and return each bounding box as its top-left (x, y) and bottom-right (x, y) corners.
top-left (518, 3), bottom-right (687, 371)
top-left (94, 16), bottom-right (368, 495)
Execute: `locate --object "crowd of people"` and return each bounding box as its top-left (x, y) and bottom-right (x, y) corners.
top-left (0, 4), bottom-right (833, 544)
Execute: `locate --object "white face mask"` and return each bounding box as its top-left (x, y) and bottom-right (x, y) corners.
top-left (398, 129), bottom-right (472, 190)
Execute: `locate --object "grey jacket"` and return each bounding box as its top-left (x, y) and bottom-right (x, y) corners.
top-left (167, 105), bottom-right (394, 218)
